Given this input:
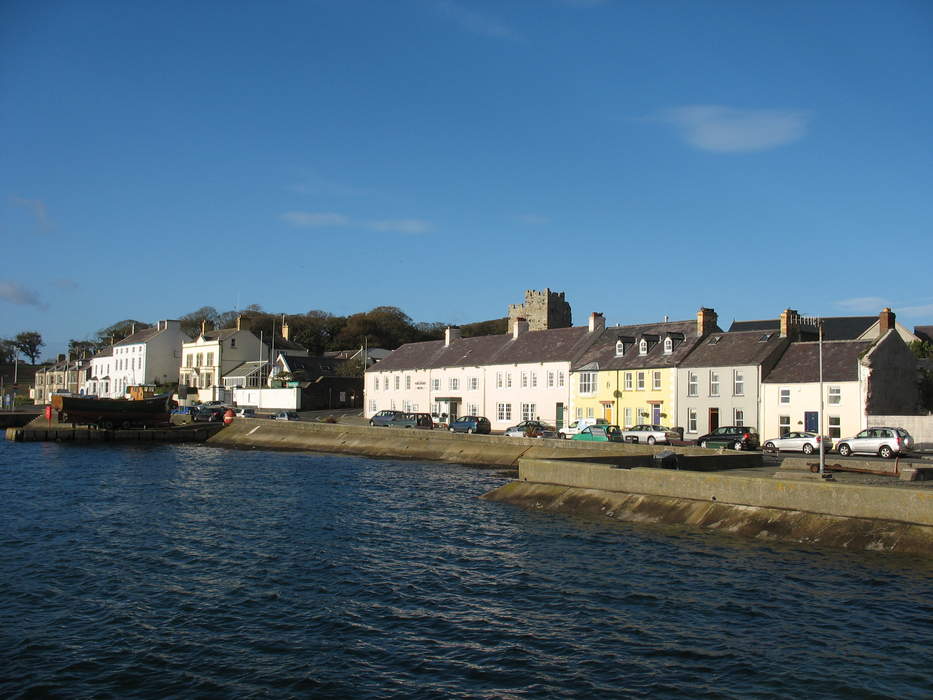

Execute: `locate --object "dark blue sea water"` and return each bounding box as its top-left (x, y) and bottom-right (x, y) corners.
top-left (1, 440), bottom-right (931, 699)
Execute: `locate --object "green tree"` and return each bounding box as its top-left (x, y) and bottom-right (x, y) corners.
top-left (13, 331), bottom-right (44, 364)
top-left (96, 319), bottom-right (149, 346)
top-left (908, 340), bottom-right (933, 359)
top-left (0, 339), bottom-right (15, 364)
top-left (68, 339), bottom-right (100, 358)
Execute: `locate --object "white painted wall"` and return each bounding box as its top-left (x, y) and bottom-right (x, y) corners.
top-left (760, 379), bottom-right (864, 445)
top-left (365, 361), bottom-right (572, 429)
top-left (231, 387), bottom-right (300, 410)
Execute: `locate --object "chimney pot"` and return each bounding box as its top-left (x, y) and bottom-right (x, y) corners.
top-left (879, 307), bottom-right (896, 334)
top-left (588, 312), bottom-right (605, 333)
top-left (779, 308), bottom-right (799, 339)
top-left (445, 326), bottom-right (462, 346)
top-left (697, 307), bottom-right (718, 337)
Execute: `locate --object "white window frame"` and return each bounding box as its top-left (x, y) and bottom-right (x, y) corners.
top-left (448, 377), bottom-right (459, 391)
top-left (432, 378), bottom-right (440, 391)
top-left (497, 403), bottom-right (512, 421)
top-left (521, 372), bottom-right (528, 388)
top-left (780, 388), bottom-right (790, 404)
top-left (779, 415), bottom-right (791, 436)
top-left (663, 337), bottom-right (672, 354)
top-left (734, 408), bottom-right (744, 426)
top-left (637, 372), bottom-right (645, 390)
top-left (521, 403), bottom-right (536, 421)
top-left (652, 371), bottom-right (661, 391)
top-left (734, 370), bottom-right (745, 397)
top-left (828, 415), bottom-right (841, 438)
top-left (709, 371), bottom-right (719, 397)
top-left (624, 373), bottom-right (633, 391)
top-left (687, 408), bottom-right (697, 433)
top-left (687, 372), bottom-right (698, 397)
top-left (639, 339), bottom-right (648, 355)
top-left (827, 386), bottom-right (841, 405)
top-left (405, 375), bottom-right (411, 390)
top-left (579, 371), bottom-right (597, 395)
top-left (469, 377), bottom-right (479, 391)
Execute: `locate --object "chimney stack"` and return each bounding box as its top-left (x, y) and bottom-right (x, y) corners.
top-left (130, 323), bottom-right (136, 335)
top-left (879, 307), bottom-right (896, 335)
top-left (281, 315), bottom-right (290, 341)
top-left (237, 315), bottom-right (250, 331)
top-left (200, 319), bottom-right (208, 336)
top-left (779, 308), bottom-right (800, 339)
top-left (512, 318), bottom-right (529, 339)
top-left (588, 312), bottom-right (605, 333)
top-left (696, 307), bottom-right (718, 337)
top-left (445, 326), bottom-right (462, 347)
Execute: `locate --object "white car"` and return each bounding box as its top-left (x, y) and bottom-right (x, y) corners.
top-left (558, 418), bottom-right (609, 439)
top-left (835, 427), bottom-right (913, 459)
top-left (762, 431), bottom-right (830, 455)
top-left (620, 424), bottom-right (680, 445)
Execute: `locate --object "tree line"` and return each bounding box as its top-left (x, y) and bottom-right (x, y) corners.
top-left (1, 305), bottom-right (507, 365)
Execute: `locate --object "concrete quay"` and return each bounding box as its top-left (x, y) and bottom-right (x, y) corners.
top-left (481, 457), bottom-right (933, 554)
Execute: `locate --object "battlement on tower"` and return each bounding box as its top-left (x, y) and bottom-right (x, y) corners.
top-left (507, 288), bottom-right (572, 332)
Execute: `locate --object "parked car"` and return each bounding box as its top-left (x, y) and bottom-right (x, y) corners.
top-left (273, 411), bottom-right (300, 421)
top-left (504, 420), bottom-right (555, 437)
top-left (620, 424), bottom-right (680, 445)
top-left (762, 431), bottom-right (830, 455)
top-left (448, 416), bottom-right (491, 434)
top-left (558, 418), bottom-right (609, 439)
top-left (391, 412), bottom-right (435, 429)
top-left (572, 425), bottom-right (623, 442)
top-left (234, 407), bottom-right (256, 419)
top-left (370, 410), bottom-right (406, 427)
top-left (192, 405), bottom-right (225, 422)
top-left (695, 426), bottom-right (760, 451)
top-left (835, 427), bottom-right (914, 459)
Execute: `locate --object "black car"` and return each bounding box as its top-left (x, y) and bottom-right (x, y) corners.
top-left (695, 426), bottom-right (760, 451)
top-left (192, 405), bottom-right (225, 422)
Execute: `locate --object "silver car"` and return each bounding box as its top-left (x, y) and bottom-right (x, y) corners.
top-left (762, 431), bottom-right (830, 455)
top-left (620, 424), bottom-right (680, 445)
top-left (835, 427), bottom-right (913, 459)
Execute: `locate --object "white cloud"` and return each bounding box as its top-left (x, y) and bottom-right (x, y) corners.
top-left (516, 214), bottom-right (550, 225)
top-left (0, 280), bottom-right (47, 308)
top-left (367, 219), bottom-right (433, 235)
top-left (835, 296), bottom-right (890, 313)
top-left (900, 303), bottom-right (933, 318)
top-left (280, 211), bottom-right (349, 228)
top-left (433, 0), bottom-right (519, 40)
top-left (659, 105), bottom-right (810, 153)
top-left (281, 211), bottom-right (432, 235)
top-left (10, 196), bottom-right (52, 234)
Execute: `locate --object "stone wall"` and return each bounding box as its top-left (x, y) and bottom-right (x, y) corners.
top-left (868, 413), bottom-right (933, 449)
top-left (507, 288), bottom-right (572, 332)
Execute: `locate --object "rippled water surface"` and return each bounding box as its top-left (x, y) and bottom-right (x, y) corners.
top-left (1, 440), bottom-right (931, 698)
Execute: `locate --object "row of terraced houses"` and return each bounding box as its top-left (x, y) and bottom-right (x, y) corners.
top-left (365, 289), bottom-right (927, 442)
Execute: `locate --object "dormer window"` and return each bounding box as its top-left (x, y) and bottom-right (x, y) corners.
top-left (615, 340), bottom-right (625, 357)
top-left (639, 339), bottom-right (648, 355)
top-left (708, 335), bottom-right (721, 345)
top-left (758, 333), bottom-right (773, 342)
top-left (663, 337), bottom-right (673, 354)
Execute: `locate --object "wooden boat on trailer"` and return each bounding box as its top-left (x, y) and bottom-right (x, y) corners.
top-left (50, 393), bottom-right (172, 429)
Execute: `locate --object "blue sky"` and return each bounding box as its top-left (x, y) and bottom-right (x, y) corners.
top-left (2, 0), bottom-right (932, 360)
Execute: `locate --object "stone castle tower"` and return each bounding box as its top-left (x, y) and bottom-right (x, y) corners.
top-left (507, 289), bottom-right (573, 332)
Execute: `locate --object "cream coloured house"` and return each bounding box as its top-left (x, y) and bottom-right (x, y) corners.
top-left (760, 329), bottom-right (918, 445)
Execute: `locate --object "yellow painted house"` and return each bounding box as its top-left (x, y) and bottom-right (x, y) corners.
top-left (569, 309), bottom-right (720, 429)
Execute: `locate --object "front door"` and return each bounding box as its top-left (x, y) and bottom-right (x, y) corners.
top-left (651, 405), bottom-right (661, 424)
top-left (804, 411), bottom-right (818, 432)
top-left (603, 404), bottom-right (613, 422)
top-left (556, 402), bottom-right (564, 429)
top-left (709, 407), bottom-right (719, 431)
top-left (447, 402), bottom-right (458, 422)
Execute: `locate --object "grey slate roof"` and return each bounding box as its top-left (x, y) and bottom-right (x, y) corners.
top-left (728, 316), bottom-right (876, 341)
top-left (114, 325), bottom-right (162, 346)
top-left (370, 326), bottom-right (600, 373)
top-left (914, 326), bottom-right (933, 344)
top-left (762, 340), bottom-right (873, 383)
top-left (282, 355), bottom-right (344, 377)
top-left (680, 330), bottom-right (790, 368)
top-left (201, 328), bottom-right (239, 341)
top-left (571, 320), bottom-right (711, 371)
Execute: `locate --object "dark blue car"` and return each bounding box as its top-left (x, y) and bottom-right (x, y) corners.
top-left (448, 416), bottom-right (491, 434)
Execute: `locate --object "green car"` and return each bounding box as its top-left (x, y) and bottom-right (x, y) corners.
top-left (572, 425), bottom-right (623, 442)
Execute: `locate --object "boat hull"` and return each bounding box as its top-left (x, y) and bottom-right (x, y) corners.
top-left (51, 394), bottom-right (172, 429)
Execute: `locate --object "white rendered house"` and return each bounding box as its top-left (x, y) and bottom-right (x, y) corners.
top-left (107, 320), bottom-right (189, 398)
top-left (365, 315), bottom-right (605, 430)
